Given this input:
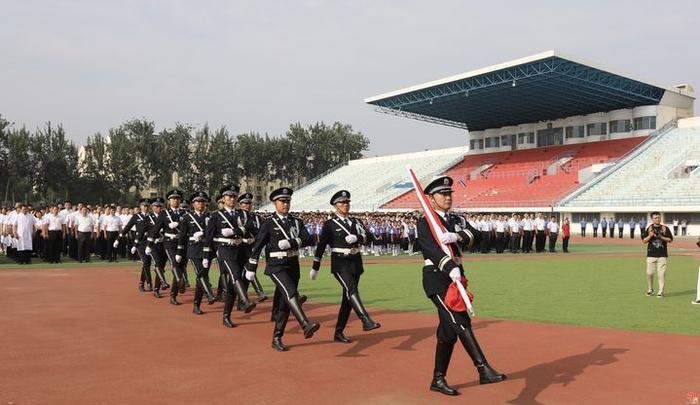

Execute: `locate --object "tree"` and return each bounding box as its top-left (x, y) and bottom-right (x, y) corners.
top-left (107, 126), bottom-right (143, 201)
top-left (5, 126), bottom-right (33, 202)
top-left (80, 133), bottom-right (115, 204)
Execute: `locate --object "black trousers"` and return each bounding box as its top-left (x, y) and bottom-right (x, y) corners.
top-left (563, 236), bottom-right (570, 252)
top-left (535, 230), bottom-right (546, 252)
top-left (149, 243), bottom-right (169, 290)
top-left (135, 242), bottom-right (152, 286)
top-left (18, 249), bottom-right (32, 264)
top-left (522, 231), bottom-right (533, 252)
top-left (217, 245), bottom-right (244, 315)
top-left (190, 258), bottom-right (214, 306)
top-left (333, 271), bottom-right (360, 332)
top-left (429, 292), bottom-right (471, 343)
top-left (77, 232), bottom-right (92, 262)
top-left (480, 231), bottom-right (490, 253)
top-left (510, 233), bottom-right (521, 253)
top-left (495, 232), bottom-right (505, 253)
top-left (48, 230), bottom-right (63, 262)
top-left (630, 229), bottom-right (635, 239)
top-left (548, 232), bottom-right (558, 252)
top-left (269, 264), bottom-right (301, 315)
top-left (593, 228), bottom-right (598, 237)
top-left (164, 241), bottom-right (185, 297)
top-left (618, 228), bottom-right (623, 238)
top-left (581, 227), bottom-right (586, 237)
top-left (602, 228), bottom-right (607, 237)
top-left (105, 231), bottom-right (119, 261)
top-left (673, 226), bottom-right (678, 236)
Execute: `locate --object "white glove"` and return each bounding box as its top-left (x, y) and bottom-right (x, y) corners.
top-left (193, 231), bottom-right (204, 240)
top-left (344, 234), bottom-right (358, 244)
top-left (145, 246), bottom-right (152, 255)
top-left (278, 239), bottom-right (291, 250)
top-left (113, 239), bottom-right (119, 248)
top-left (449, 268), bottom-right (461, 283)
top-left (309, 269), bottom-right (318, 280)
top-left (130, 246), bottom-right (137, 255)
top-left (168, 222), bottom-right (179, 229)
top-left (175, 254), bottom-right (182, 263)
top-left (221, 228), bottom-right (235, 237)
top-left (245, 270), bottom-right (256, 281)
top-left (439, 232), bottom-right (460, 245)
top-left (202, 258), bottom-right (209, 268)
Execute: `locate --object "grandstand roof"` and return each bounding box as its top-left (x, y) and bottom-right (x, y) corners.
top-left (365, 50), bottom-right (695, 131)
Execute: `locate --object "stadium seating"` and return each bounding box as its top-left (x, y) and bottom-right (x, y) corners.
top-left (561, 125), bottom-right (700, 207)
top-left (383, 137), bottom-right (647, 209)
top-left (259, 147), bottom-right (468, 211)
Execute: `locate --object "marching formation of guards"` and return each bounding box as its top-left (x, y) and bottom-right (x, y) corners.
top-left (120, 176), bottom-right (504, 396)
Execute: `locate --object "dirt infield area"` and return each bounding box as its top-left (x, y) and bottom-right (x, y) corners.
top-left (1, 266), bottom-right (698, 405)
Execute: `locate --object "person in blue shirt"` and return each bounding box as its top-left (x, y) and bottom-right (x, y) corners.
top-left (580, 218), bottom-right (587, 237)
top-left (592, 218), bottom-right (599, 237)
top-left (608, 218), bottom-right (615, 239)
top-left (601, 217), bottom-right (608, 238)
top-left (639, 216), bottom-right (647, 234)
top-left (629, 217), bottom-right (636, 239)
top-left (617, 218), bottom-right (624, 238)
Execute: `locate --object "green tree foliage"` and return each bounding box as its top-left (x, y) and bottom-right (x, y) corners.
top-left (0, 116), bottom-right (370, 205)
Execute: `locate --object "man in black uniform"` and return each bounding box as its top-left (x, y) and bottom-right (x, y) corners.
top-left (117, 198), bottom-right (153, 291)
top-left (178, 191), bottom-right (217, 315)
top-left (213, 194), bottom-right (227, 302)
top-left (416, 176), bottom-right (506, 396)
top-left (310, 190), bottom-right (380, 343)
top-left (162, 189), bottom-right (188, 301)
top-left (237, 192), bottom-right (268, 304)
top-left (145, 197), bottom-right (170, 299)
top-left (245, 187), bottom-right (320, 351)
top-left (204, 185), bottom-right (257, 328)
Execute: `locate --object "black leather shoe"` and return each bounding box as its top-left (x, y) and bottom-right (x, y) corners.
top-left (362, 319), bottom-right (381, 331)
top-left (223, 316), bottom-right (236, 328)
top-left (207, 296), bottom-right (216, 305)
top-left (272, 337), bottom-right (289, 352)
top-left (193, 305), bottom-right (204, 315)
top-left (214, 293), bottom-right (223, 302)
top-left (153, 289), bottom-right (161, 299)
top-left (138, 284), bottom-right (145, 292)
top-left (299, 295), bottom-right (307, 304)
top-left (170, 296), bottom-right (180, 306)
top-left (478, 364), bottom-right (507, 385)
top-left (145, 284), bottom-right (153, 292)
top-left (334, 331), bottom-right (352, 344)
top-left (430, 375), bottom-right (459, 396)
top-left (303, 322), bottom-right (320, 339)
top-left (257, 294), bottom-right (268, 302)
top-left (162, 283), bottom-right (170, 291)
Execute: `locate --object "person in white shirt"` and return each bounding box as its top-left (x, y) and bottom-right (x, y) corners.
top-left (13, 204), bottom-right (37, 264)
top-left (508, 214), bottom-right (521, 253)
top-left (478, 215), bottom-right (492, 254)
top-left (534, 213), bottom-right (546, 253)
top-left (43, 205), bottom-right (66, 263)
top-left (75, 206), bottom-right (96, 262)
top-left (495, 215), bottom-right (506, 253)
top-left (547, 216), bottom-right (559, 253)
top-left (102, 205), bottom-right (122, 262)
top-left (520, 213), bottom-right (533, 253)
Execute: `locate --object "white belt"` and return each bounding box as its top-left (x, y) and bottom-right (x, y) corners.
top-left (164, 233), bottom-right (178, 239)
top-left (188, 237), bottom-right (203, 242)
top-left (214, 237), bottom-right (242, 245)
top-left (331, 247), bottom-right (361, 255)
top-left (424, 257), bottom-right (461, 266)
top-left (269, 250), bottom-right (299, 258)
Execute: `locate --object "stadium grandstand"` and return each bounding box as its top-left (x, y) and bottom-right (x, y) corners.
top-left (262, 50), bottom-right (697, 232)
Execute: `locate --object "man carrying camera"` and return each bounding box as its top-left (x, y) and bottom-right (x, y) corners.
top-left (642, 212), bottom-right (673, 298)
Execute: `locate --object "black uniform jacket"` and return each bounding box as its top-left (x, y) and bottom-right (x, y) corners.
top-left (312, 215), bottom-right (372, 275)
top-left (245, 213), bottom-right (312, 274)
top-left (121, 212), bottom-right (149, 244)
top-left (177, 210), bottom-right (210, 259)
top-left (416, 212), bottom-right (480, 297)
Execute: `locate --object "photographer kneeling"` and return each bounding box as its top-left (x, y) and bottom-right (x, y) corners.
top-left (642, 212), bottom-right (673, 298)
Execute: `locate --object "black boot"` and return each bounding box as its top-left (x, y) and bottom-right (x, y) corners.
top-left (138, 283), bottom-right (145, 292)
top-left (270, 309), bottom-right (278, 322)
top-left (271, 311), bottom-right (289, 352)
top-left (145, 283), bottom-right (153, 292)
top-left (430, 340), bottom-right (458, 395)
top-left (170, 296), bottom-right (180, 305)
top-left (287, 295), bottom-right (320, 339)
top-left (252, 277), bottom-right (268, 302)
top-left (349, 293), bottom-right (380, 331)
top-left (334, 331), bottom-right (352, 344)
top-left (231, 279), bottom-right (256, 313)
top-left (153, 288), bottom-right (161, 299)
top-left (458, 327), bottom-right (506, 385)
top-left (299, 294), bottom-right (307, 304)
top-left (193, 305), bottom-right (204, 315)
top-left (223, 314), bottom-right (236, 328)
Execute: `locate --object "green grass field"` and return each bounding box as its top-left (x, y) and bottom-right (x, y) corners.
top-left (3, 243), bottom-right (699, 336)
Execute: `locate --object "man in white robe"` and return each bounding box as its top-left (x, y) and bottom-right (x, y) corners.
top-left (13, 204), bottom-right (37, 264)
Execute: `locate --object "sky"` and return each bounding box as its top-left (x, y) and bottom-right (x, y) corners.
top-left (1, 0), bottom-right (698, 156)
